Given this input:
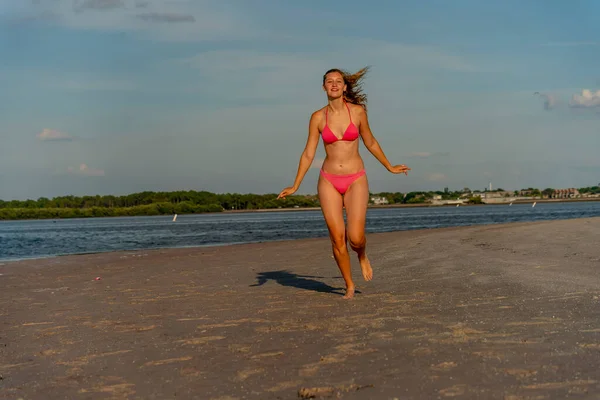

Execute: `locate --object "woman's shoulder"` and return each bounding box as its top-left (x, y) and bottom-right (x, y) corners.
top-left (346, 102), bottom-right (367, 118)
top-left (310, 107), bottom-right (326, 122)
top-left (347, 102), bottom-right (366, 112)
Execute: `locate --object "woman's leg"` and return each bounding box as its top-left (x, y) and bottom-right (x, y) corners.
top-left (318, 175), bottom-right (355, 298)
top-left (343, 174), bottom-right (372, 281)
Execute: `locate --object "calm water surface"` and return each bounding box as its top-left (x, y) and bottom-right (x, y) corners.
top-left (1, 202), bottom-right (599, 262)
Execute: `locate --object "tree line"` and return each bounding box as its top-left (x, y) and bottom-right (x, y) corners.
top-left (0, 191), bottom-right (319, 220)
top-left (1, 185), bottom-right (598, 220)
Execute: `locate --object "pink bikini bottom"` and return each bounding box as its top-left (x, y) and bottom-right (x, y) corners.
top-left (320, 169), bottom-right (366, 195)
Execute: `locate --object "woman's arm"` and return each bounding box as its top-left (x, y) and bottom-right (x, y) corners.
top-left (278, 112), bottom-right (321, 199)
top-left (357, 107), bottom-right (410, 175)
top-left (291, 112), bottom-right (321, 189)
top-left (357, 107), bottom-right (393, 171)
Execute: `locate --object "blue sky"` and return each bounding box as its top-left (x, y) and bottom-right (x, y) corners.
top-left (1, 0), bottom-right (599, 200)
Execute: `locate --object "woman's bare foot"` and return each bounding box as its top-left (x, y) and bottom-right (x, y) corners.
top-left (359, 254), bottom-right (373, 281)
top-left (343, 285), bottom-right (355, 299)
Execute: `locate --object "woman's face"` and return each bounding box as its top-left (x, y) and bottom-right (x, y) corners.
top-left (323, 71), bottom-right (346, 98)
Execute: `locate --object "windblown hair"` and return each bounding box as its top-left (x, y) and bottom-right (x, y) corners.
top-left (322, 66), bottom-right (370, 111)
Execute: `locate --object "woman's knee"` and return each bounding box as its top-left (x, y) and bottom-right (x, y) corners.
top-left (330, 232), bottom-right (347, 251)
top-left (347, 232), bottom-right (366, 250)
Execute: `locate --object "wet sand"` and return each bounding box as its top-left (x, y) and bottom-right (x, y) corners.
top-left (1, 218), bottom-right (599, 399)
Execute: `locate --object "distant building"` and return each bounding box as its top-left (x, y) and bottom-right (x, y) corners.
top-left (470, 191), bottom-right (510, 199)
top-left (370, 196), bottom-right (389, 205)
top-left (483, 191), bottom-right (511, 199)
top-left (552, 188), bottom-right (580, 199)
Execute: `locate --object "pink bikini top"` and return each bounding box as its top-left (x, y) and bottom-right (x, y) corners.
top-left (321, 102), bottom-right (359, 144)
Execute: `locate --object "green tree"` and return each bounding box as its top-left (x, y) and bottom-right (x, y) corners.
top-left (542, 188), bottom-right (554, 197)
top-left (468, 196), bottom-right (483, 204)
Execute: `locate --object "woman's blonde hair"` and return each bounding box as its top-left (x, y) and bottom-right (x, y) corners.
top-left (323, 66), bottom-right (370, 111)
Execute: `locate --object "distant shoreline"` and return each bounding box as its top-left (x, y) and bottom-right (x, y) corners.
top-left (1, 197), bottom-right (598, 221)
top-left (223, 197), bottom-right (600, 214)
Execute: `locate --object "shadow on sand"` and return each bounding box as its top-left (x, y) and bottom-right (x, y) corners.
top-left (250, 270), bottom-right (356, 296)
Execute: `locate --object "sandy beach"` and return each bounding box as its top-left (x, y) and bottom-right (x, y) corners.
top-left (1, 217), bottom-right (600, 399)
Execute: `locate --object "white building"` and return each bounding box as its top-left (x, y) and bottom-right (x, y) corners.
top-left (370, 196), bottom-right (389, 205)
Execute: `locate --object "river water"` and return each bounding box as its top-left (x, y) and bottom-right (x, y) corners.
top-left (1, 202), bottom-right (599, 262)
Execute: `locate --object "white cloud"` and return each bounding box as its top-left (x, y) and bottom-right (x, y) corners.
top-left (542, 41), bottom-right (598, 47)
top-left (409, 152), bottom-right (432, 158)
top-left (569, 89), bottom-right (600, 108)
top-left (8, 10), bottom-right (59, 24)
top-left (19, 0), bottom-right (260, 42)
top-left (135, 12), bottom-right (196, 23)
top-left (172, 50), bottom-right (326, 101)
top-left (427, 173), bottom-right (447, 182)
top-left (407, 152), bottom-right (450, 158)
top-left (178, 50), bottom-right (322, 73)
top-left (355, 40), bottom-right (477, 73)
top-left (63, 79), bottom-right (136, 91)
top-left (74, 0), bottom-right (125, 12)
top-left (168, 40), bottom-right (477, 104)
top-left (67, 163), bottom-right (105, 176)
top-left (37, 128), bottom-right (73, 141)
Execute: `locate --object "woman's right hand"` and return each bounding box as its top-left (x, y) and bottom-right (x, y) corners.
top-left (388, 164), bottom-right (411, 175)
top-left (277, 186), bottom-right (297, 200)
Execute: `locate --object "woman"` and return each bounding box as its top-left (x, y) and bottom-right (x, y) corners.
top-left (277, 67), bottom-right (410, 299)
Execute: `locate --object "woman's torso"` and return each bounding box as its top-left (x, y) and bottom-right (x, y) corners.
top-left (318, 102), bottom-right (365, 175)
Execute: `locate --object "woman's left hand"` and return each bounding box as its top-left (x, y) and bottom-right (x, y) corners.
top-left (388, 164), bottom-right (411, 175)
top-left (277, 186), bottom-right (298, 199)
